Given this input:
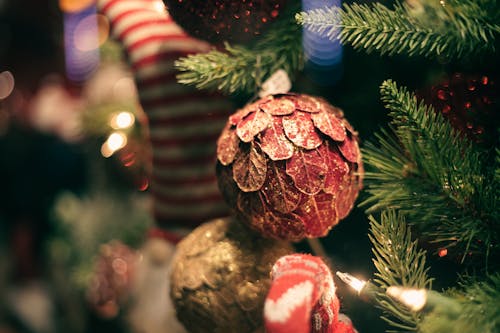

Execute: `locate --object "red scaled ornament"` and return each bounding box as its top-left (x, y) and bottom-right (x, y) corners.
top-left (216, 94), bottom-right (363, 241)
top-left (163, 0), bottom-right (288, 44)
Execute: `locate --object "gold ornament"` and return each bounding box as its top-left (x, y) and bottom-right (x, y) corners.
top-left (170, 217), bottom-right (294, 333)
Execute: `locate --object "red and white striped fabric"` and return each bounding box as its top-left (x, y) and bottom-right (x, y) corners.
top-left (98, 0), bottom-right (233, 228)
top-left (264, 254), bottom-right (357, 333)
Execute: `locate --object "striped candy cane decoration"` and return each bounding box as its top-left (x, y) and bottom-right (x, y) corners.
top-left (265, 254), bottom-right (357, 333)
top-left (98, 0), bottom-right (233, 228)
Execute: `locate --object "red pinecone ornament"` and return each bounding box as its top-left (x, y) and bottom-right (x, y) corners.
top-left (87, 241), bottom-right (137, 318)
top-left (216, 94), bottom-right (363, 241)
top-left (163, 0), bottom-right (287, 44)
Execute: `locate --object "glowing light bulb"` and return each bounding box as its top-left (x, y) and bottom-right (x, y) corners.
top-left (110, 111), bottom-right (135, 129)
top-left (108, 132), bottom-right (127, 150)
top-left (336, 272), bottom-right (367, 293)
top-left (101, 131), bottom-right (127, 157)
top-left (386, 286), bottom-right (427, 311)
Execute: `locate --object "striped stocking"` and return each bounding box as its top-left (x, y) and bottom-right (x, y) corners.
top-left (98, 0), bottom-right (233, 229)
top-left (265, 254), bottom-right (357, 333)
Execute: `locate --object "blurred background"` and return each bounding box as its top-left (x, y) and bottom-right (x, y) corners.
top-left (0, 0), bottom-right (497, 332)
top-left (0, 1), bottom-right (155, 332)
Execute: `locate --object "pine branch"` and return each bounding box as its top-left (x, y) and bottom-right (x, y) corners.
top-left (419, 274), bottom-right (500, 333)
top-left (379, 79), bottom-right (483, 203)
top-left (175, 5), bottom-right (303, 95)
top-left (361, 80), bottom-right (500, 260)
top-left (368, 210), bottom-right (433, 332)
top-left (296, 0), bottom-right (500, 59)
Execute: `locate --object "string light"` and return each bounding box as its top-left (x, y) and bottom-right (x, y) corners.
top-left (336, 271), bottom-right (379, 302)
top-left (336, 272), bottom-right (367, 294)
top-left (101, 131), bottom-right (128, 157)
top-left (386, 286), bottom-right (427, 311)
top-left (109, 111), bottom-right (135, 130)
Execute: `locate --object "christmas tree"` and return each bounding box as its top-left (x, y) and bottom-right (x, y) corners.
top-left (167, 0), bottom-right (499, 331)
top-left (0, 0), bottom-right (498, 332)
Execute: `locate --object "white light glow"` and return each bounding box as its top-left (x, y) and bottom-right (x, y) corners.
top-left (101, 131), bottom-right (127, 157)
top-left (110, 111), bottom-right (135, 129)
top-left (107, 132), bottom-right (127, 150)
top-left (386, 286), bottom-right (427, 311)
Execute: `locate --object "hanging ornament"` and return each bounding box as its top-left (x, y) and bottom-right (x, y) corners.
top-left (170, 217), bottom-right (294, 333)
top-left (264, 254), bottom-right (358, 333)
top-left (419, 73), bottom-right (497, 146)
top-left (87, 241), bottom-right (137, 318)
top-left (216, 93), bottom-right (363, 241)
top-left (163, 0), bottom-right (288, 44)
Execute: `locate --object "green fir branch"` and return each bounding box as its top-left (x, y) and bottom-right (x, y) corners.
top-left (175, 5), bottom-right (303, 95)
top-left (368, 210), bottom-right (433, 332)
top-left (361, 80), bottom-right (499, 260)
top-left (296, 0), bottom-right (500, 59)
top-left (419, 274), bottom-right (500, 333)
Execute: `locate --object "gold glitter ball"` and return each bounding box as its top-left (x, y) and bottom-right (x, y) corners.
top-left (170, 217), bottom-right (294, 333)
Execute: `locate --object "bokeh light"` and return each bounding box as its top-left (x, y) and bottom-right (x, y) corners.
top-left (59, 0), bottom-right (95, 13)
top-left (0, 71), bottom-right (15, 100)
top-left (302, 0), bottom-right (343, 86)
top-left (109, 111), bottom-right (135, 130)
top-left (438, 248), bottom-right (448, 257)
top-left (112, 77), bottom-right (137, 100)
top-left (96, 14), bottom-right (110, 46)
top-left (101, 132), bottom-right (128, 157)
top-left (63, 3), bottom-right (100, 82)
top-left (74, 14), bottom-right (103, 51)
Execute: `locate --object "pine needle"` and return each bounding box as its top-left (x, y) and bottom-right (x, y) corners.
top-left (361, 80), bottom-right (499, 261)
top-left (297, 0), bottom-right (500, 59)
top-left (419, 274), bottom-right (500, 333)
top-left (174, 4), bottom-right (303, 95)
top-left (368, 210), bottom-right (433, 332)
